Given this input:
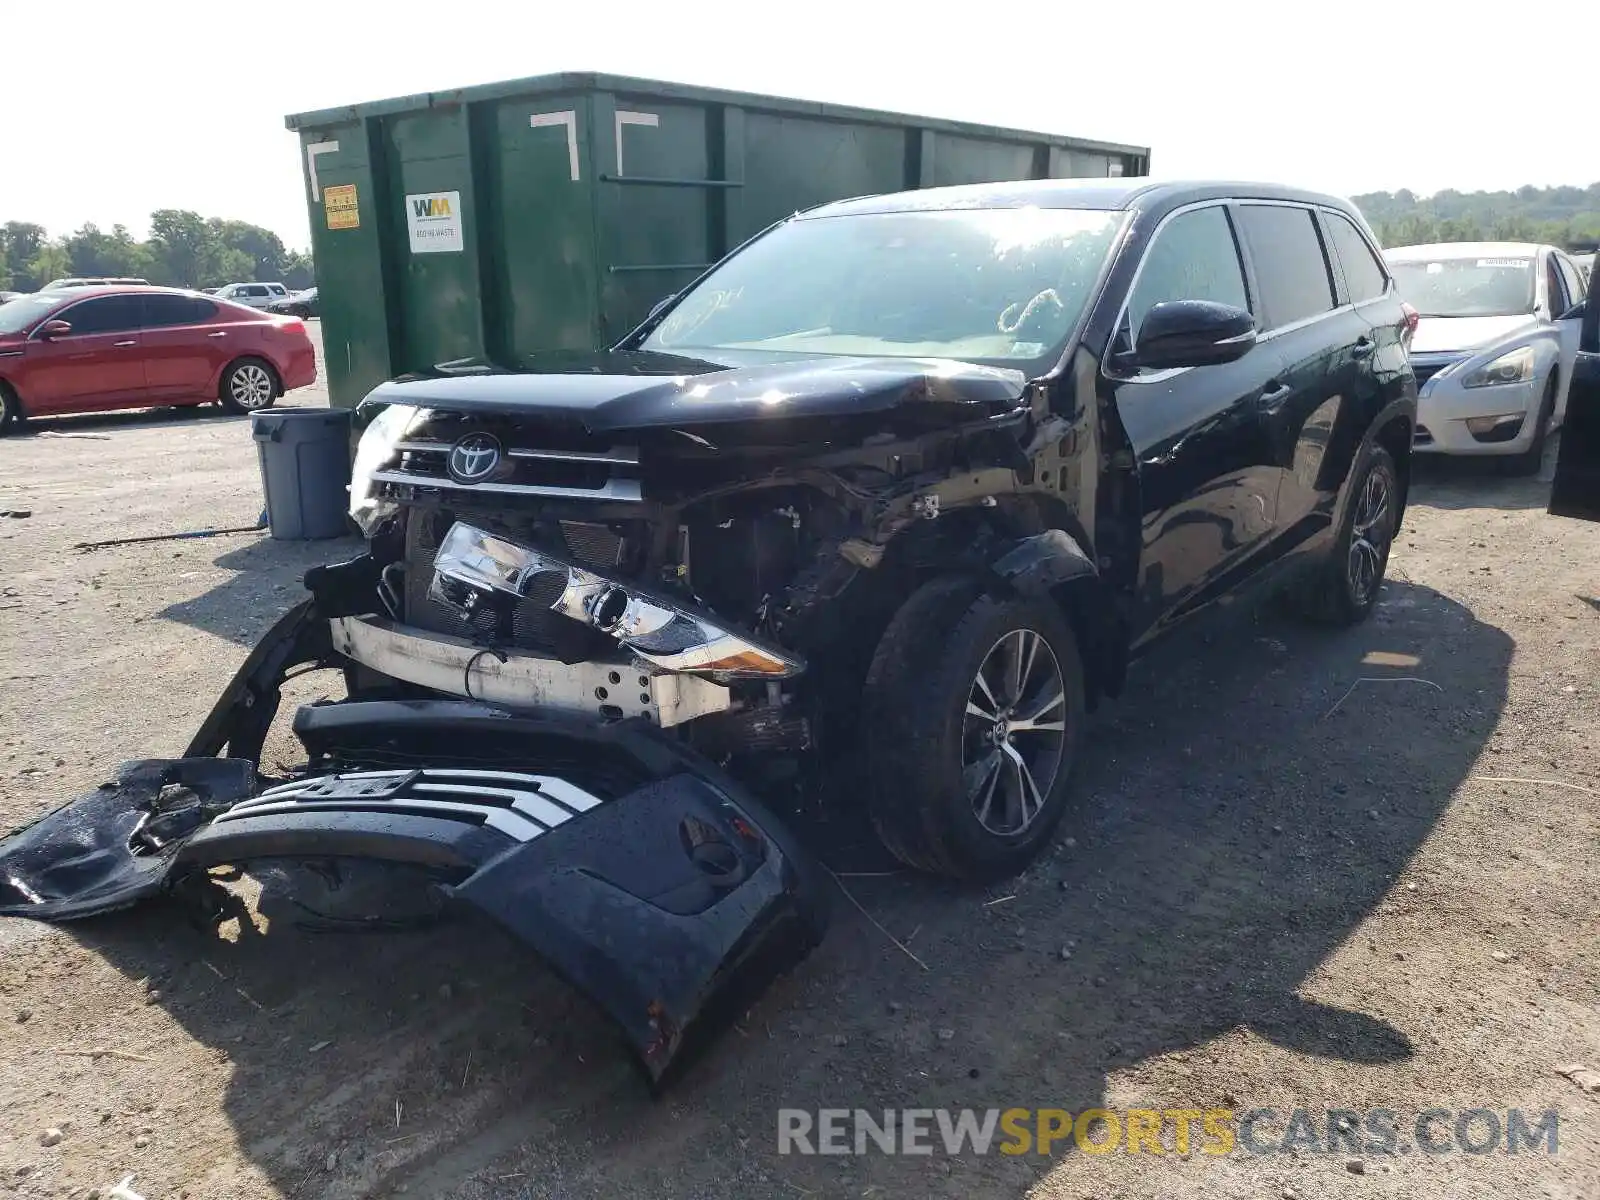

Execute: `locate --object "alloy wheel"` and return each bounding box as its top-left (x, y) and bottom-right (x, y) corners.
top-left (230, 364), bottom-right (274, 410)
top-left (1347, 465), bottom-right (1394, 606)
top-left (962, 628), bottom-right (1068, 836)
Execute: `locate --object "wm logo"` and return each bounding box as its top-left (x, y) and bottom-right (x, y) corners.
top-left (412, 197), bottom-right (452, 218)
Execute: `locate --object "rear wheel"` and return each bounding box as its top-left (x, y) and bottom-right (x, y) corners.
top-left (1500, 375), bottom-right (1556, 477)
top-left (219, 358), bottom-right (279, 414)
top-left (863, 579), bottom-right (1086, 881)
top-left (1286, 443), bottom-right (1398, 626)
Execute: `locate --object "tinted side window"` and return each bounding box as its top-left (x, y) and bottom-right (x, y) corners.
top-left (1324, 211), bottom-right (1388, 305)
top-left (1235, 205), bottom-right (1336, 329)
top-left (1127, 205), bottom-right (1249, 345)
top-left (142, 295), bottom-right (215, 328)
top-left (1556, 257), bottom-right (1585, 313)
top-left (1545, 257), bottom-right (1567, 313)
top-left (57, 295), bottom-right (143, 335)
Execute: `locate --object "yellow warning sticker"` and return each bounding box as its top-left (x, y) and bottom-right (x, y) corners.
top-left (324, 184), bottom-right (359, 230)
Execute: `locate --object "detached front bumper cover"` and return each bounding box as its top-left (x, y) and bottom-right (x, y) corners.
top-left (0, 567), bottom-right (828, 1088)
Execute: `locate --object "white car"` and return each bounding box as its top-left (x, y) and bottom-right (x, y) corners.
top-left (212, 282), bottom-right (292, 309)
top-left (1387, 241), bottom-right (1586, 473)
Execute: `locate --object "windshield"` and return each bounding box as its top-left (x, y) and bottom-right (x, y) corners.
top-left (0, 295), bottom-right (60, 334)
top-left (1389, 256), bottom-right (1536, 318)
top-left (642, 207), bottom-right (1124, 368)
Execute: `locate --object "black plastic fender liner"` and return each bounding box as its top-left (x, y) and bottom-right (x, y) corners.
top-left (0, 758), bottom-right (257, 920)
top-left (989, 528), bottom-right (1098, 595)
top-left (449, 770), bottom-right (828, 1086)
top-left (183, 600), bottom-right (332, 762)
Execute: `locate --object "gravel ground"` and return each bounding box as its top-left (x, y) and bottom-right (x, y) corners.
top-left (1, 325), bottom-right (1597, 1200)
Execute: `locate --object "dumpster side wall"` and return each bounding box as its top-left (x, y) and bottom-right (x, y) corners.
top-left (291, 76), bottom-right (1150, 408)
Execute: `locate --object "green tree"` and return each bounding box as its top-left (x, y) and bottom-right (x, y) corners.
top-left (27, 243), bottom-right (72, 288)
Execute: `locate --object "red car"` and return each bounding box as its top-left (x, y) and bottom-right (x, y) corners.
top-left (0, 286), bottom-right (317, 430)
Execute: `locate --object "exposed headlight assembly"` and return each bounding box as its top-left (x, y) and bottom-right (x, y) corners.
top-left (431, 522), bottom-right (805, 680)
top-left (1461, 346), bottom-right (1534, 389)
top-left (348, 403), bottom-right (425, 535)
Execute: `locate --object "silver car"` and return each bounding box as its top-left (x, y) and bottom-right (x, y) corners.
top-left (1387, 241), bottom-right (1586, 473)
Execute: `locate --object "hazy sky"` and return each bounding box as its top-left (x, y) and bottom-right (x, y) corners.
top-left (5, 0), bottom-right (1592, 250)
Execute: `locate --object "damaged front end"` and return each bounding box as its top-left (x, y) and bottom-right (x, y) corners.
top-left (1, 346), bottom-right (1065, 1085)
top-left (0, 555), bottom-right (828, 1087)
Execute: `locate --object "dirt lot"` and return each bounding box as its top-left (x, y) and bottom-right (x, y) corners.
top-left (2, 325), bottom-right (1597, 1200)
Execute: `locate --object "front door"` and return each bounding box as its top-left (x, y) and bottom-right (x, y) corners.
top-left (1104, 202), bottom-right (1282, 641)
top-left (24, 294), bottom-right (148, 414)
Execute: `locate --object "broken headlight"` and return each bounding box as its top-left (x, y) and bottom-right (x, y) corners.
top-left (349, 403), bottom-right (425, 535)
top-left (432, 522), bottom-right (804, 680)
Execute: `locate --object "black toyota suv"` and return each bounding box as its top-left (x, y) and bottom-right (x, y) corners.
top-left (336, 179), bottom-right (1417, 873)
top-left (0, 178), bottom-right (1419, 1083)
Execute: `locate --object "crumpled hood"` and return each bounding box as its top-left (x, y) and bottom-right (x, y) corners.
top-left (363, 350), bottom-right (1028, 433)
top-left (1411, 314), bottom-right (1538, 355)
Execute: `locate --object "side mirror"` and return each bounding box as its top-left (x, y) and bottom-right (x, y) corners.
top-left (1129, 300), bottom-right (1256, 370)
top-left (36, 319), bottom-right (73, 340)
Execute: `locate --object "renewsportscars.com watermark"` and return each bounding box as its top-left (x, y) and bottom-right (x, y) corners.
top-left (777, 1107), bottom-right (1560, 1157)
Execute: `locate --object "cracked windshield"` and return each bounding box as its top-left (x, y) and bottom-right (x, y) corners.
top-left (645, 206), bottom-right (1124, 366)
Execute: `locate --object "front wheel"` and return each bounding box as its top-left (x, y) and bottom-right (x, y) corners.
top-left (1499, 375), bottom-right (1556, 477)
top-left (863, 580), bottom-right (1087, 881)
top-left (0, 382), bottom-right (20, 434)
top-left (219, 358), bottom-right (280, 414)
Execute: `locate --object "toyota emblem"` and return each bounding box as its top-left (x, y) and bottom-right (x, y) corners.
top-left (447, 432), bottom-right (503, 484)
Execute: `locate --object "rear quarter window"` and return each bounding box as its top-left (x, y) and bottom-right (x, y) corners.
top-left (1235, 204), bottom-right (1336, 330)
top-left (1323, 211), bottom-right (1389, 305)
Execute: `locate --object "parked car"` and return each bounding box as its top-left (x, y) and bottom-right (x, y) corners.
top-left (1386, 242), bottom-right (1585, 473)
top-left (41, 276), bottom-right (150, 290)
top-left (267, 286), bottom-right (318, 319)
top-left (212, 282), bottom-right (292, 309)
top-left (0, 286), bottom-right (316, 428)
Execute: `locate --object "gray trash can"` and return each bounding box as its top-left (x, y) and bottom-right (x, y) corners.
top-left (251, 408), bottom-right (354, 540)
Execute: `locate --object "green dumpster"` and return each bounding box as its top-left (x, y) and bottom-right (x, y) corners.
top-left (285, 73), bottom-right (1151, 409)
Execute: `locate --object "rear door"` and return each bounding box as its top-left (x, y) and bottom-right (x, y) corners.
top-left (1106, 201), bottom-right (1285, 638)
top-left (24, 294), bottom-right (148, 413)
top-left (1552, 251), bottom-right (1587, 424)
top-left (1232, 203), bottom-right (1368, 542)
top-left (141, 294), bottom-right (227, 401)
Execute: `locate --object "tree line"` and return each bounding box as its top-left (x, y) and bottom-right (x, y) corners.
top-left (0, 213), bottom-right (314, 293)
top-left (1354, 183), bottom-right (1600, 251)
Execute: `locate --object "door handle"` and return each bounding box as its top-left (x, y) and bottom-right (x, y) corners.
top-left (1352, 337), bottom-right (1375, 358)
top-left (112, 340), bottom-right (136, 347)
top-left (207, 331), bottom-right (228, 339)
top-left (1260, 381), bottom-right (1293, 406)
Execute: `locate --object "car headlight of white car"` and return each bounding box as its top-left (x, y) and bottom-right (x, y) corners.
top-left (349, 403), bottom-right (425, 534)
top-left (1461, 346), bottom-right (1534, 389)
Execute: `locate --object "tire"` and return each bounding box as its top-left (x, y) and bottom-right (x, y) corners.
top-left (219, 357), bottom-right (280, 414)
top-left (0, 382), bottom-right (20, 434)
top-left (1287, 442), bottom-right (1400, 626)
top-left (1499, 375), bottom-right (1556, 477)
top-left (863, 578), bottom-right (1087, 881)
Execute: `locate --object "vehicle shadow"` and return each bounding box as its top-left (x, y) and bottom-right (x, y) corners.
top-left (1408, 433), bottom-right (1560, 511)
top-left (48, 578), bottom-right (1510, 1199)
top-left (157, 535), bottom-right (361, 647)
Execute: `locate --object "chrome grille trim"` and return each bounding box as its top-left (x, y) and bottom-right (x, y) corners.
top-left (395, 440), bottom-right (638, 465)
top-left (372, 468), bottom-right (643, 502)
